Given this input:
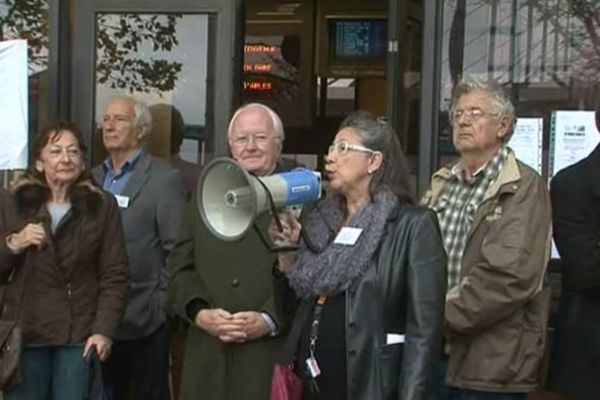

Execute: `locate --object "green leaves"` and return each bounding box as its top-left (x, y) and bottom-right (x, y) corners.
top-left (95, 13), bottom-right (184, 94)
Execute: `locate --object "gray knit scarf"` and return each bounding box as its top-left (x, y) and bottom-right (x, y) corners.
top-left (288, 188), bottom-right (398, 298)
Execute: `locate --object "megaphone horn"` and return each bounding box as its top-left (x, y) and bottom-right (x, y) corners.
top-left (197, 157), bottom-right (321, 242)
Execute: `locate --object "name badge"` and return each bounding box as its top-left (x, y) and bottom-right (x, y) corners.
top-left (305, 356), bottom-right (321, 378)
top-left (386, 333), bottom-right (405, 345)
top-left (334, 227), bottom-right (363, 246)
top-left (114, 194), bottom-right (130, 208)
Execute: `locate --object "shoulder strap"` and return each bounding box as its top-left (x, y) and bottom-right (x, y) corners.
top-left (5, 249), bottom-right (35, 321)
top-left (278, 299), bottom-right (313, 363)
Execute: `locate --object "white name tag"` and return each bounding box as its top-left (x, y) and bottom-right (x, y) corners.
top-left (386, 333), bottom-right (405, 345)
top-left (114, 194), bottom-right (130, 208)
top-left (334, 227), bottom-right (363, 246)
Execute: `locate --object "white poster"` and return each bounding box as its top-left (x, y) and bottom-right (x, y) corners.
top-left (0, 40), bottom-right (28, 169)
top-left (550, 110), bottom-right (600, 178)
top-left (509, 118), bottom-right (543, 173)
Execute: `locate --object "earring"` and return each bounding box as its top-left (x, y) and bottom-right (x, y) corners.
top-left (367, 168), bottom-right (373, 175)
top-left (35, 162), bottom-right (43, 173)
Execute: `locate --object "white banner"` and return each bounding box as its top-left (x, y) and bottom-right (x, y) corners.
top-left (0, 39), bottom-right (28, 169)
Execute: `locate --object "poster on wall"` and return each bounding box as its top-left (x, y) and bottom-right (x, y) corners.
top-left (509, 118), bottom-right (543, 174)
top-left (549, 110), bottom-right (600, 178)
top-left (0, 40), bottom-right (28, 169)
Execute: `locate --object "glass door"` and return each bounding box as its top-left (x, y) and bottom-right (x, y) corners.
top-left (71, 0), bottom-right (242, 169)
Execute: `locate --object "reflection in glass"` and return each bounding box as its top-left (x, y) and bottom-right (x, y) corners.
top-left (96, 14), bottom-right (183, 94)
top-left (0, 0), bottom-right (48, 74)
top-left (243, 35), bottom-right (300, 102)
top-left (94, 14), bottom-right (210, 170)
top-left (438, 0), bottom-right (600, 165)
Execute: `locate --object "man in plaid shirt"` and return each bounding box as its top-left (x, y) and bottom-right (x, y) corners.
top-left (421, 78), bottom-right (552, 400)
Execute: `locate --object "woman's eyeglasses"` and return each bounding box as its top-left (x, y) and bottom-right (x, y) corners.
top-left (327, 141), bottom-right (375, 156)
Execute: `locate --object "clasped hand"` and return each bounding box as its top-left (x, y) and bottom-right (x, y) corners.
top-left (195, 309), bottom-right (271, 343)
top-left (6, 223), bottom-right (46, 253)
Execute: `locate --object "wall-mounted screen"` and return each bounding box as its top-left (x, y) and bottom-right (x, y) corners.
top-left (329, 18), bottom-right (387, 66)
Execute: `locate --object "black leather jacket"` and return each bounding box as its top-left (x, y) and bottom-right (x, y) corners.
top-left (277, 205), bottom-right (447, 400)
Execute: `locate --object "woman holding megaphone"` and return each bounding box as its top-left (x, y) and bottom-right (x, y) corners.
top-left (269, 111), bottom-right (447, 400)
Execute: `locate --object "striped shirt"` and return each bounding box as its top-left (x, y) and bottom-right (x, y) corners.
top-left (432, 146), bottom-right (508, 290)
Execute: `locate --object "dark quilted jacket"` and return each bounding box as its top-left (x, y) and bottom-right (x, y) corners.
top-left (0, 177), bottom-right (128, 345)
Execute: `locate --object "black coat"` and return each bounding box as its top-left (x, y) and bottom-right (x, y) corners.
top-left (277, 204), bottom-right (447, 400)
top-left (548, 144), bottom-right (600, 400)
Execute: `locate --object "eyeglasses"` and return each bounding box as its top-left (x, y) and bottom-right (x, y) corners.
top-left (451, 108), bottom-right (499, 122)
top-left (229, 133), bottom-right (277, 147)
top-left (327, 141), bottom-right (375, 156)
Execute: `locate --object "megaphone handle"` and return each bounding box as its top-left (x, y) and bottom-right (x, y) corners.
top-left (252, 174), bottom-right (284, 232)
top-left (252, 224), bottom-right (299, 253)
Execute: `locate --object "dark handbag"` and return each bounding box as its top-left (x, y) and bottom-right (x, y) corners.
top-left (0, 320), bottom-right (22, 389)
top-left (84, 348), bottom-right (111, 400)
top-left (0, 250), bottom-right (35, 390)
top-left (271, 363), bottom-right (302, 400)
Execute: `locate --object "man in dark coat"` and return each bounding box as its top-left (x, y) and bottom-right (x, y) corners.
top-left (168, 103), bottom-right (291, 400)
top-left (548, 103), bottom-right (600, 400)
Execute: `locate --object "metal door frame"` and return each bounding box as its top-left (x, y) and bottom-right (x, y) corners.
top-left (70, 0), bottom-right (242, 162)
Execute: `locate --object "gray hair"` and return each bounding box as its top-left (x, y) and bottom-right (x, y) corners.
top-left (450, 77), bottom-right (516, 141)
top-left (108, 95), bottom-right (153, 133)
top-left (227, 103), bottom-right (285, 141)
top-left (339, 111), bottom-right (414, 204)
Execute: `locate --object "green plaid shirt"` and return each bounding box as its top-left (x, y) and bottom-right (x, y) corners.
top-left (432, 147), bottom-right (508, 290)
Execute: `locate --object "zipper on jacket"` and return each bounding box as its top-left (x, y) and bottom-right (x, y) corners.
top-left (66, 282), bottom-right (73, 341)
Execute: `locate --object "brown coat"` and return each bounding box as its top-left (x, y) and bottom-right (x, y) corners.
top-left (421, 151), bottom-right (552, 392)
top-left (0, 178), bottom-right (128, 346)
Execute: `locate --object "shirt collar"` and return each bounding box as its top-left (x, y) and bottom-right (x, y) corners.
top-left (103, 149), bottom-right (144, 176)
top-left (451, 146), bottom-right (507, 185)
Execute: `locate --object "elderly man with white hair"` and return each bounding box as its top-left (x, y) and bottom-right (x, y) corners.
top-left (167, 103), bottom-right (296, 400)
top-left (93, 96), bottom-right (185, 400)
top-left (421, 78), bottom-right (552, 400)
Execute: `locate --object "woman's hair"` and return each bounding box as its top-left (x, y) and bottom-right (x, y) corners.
top-left (338, 111), bottom-right (415, 205)
top-left (31, 121), bottom-right (93, 185)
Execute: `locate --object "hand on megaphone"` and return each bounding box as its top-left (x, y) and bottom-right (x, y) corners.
top-left (268, 212), bottom-right (302, 273)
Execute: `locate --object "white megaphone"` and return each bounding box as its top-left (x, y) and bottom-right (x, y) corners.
top-left (197, 157), bottom-right (321, 241)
